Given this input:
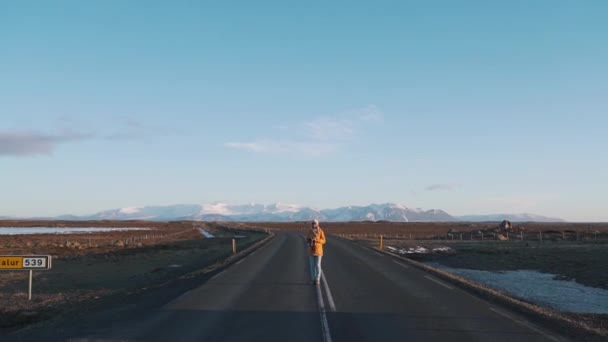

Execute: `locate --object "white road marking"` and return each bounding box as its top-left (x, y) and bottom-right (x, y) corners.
top-left (235, 258), bottom-right (245, 265)
top-left (162, 289), bottom-right (193, 310)
top-left (374, 252), bottom-right (384, 257)
top-left (322, 273), bottom-right (336, 312)
top-left (424, 275), bottom-right (454, 290)
top-left (392, 260), bottom-right (410, 269)
top-left (210, 270), bottom-right (225, 280)
top-left (489, 307), bottom-right (562, 342)
top-left (316, 284), bottom-right (333, 342)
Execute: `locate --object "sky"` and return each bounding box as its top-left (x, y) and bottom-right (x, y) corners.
top-left (1, 1), bottom-right (607, 221)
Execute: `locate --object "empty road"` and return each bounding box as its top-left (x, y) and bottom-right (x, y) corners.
top-left (43, 232), bottom-right (569, 341)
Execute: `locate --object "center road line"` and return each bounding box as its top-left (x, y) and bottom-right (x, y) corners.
top-left (315, 284), bottom-right (333, 342)
top-left (392, 260), bottom-right (410, 269)
top-left (489, 307), bottom-right (562, 342)
top-left (424, 275), bottom-right (454, 290)
top-left (321, 273), bottom-right (336, 312)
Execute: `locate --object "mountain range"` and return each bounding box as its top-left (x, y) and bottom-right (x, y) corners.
top-left (33, 203), bottom-right (566, 222)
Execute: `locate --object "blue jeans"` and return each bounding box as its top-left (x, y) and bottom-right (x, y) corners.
top-left (309, 255), bottom-right (323, 281)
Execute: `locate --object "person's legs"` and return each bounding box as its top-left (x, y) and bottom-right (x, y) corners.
top-left (309, 256), bottom-right (315, 281)
top-left (316, 255), bottom-right (323, 281)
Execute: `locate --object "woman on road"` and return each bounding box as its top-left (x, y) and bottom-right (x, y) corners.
top-left (307, 219), bottom-right (326, 285)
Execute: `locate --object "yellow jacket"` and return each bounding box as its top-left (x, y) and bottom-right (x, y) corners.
top-left (306, 227), bottom-right (326, 256)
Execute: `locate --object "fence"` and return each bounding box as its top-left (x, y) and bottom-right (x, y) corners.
top-left (338, 231), bottom-right (608, 242)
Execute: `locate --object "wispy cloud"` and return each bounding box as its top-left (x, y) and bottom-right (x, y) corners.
top-left (0, 130), bottom-right (92, 156)
top-left (426, 184), bottom-right (455, 191)
top-left (1, 117), bottom-right (176, 157)
top-left (305, 105), bottom-right (383, 141)
top-left (104, 117), bottom-right (178, 141)
top-left (225, 105), bottom-right (383, 157)
top-left (225, 140), bottom-right (338, 157)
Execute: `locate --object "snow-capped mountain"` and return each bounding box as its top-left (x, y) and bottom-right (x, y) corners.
top-left (457, 213), bottom-right (565, 222)
top-left (57, 203), bottom-right (457, 222)
top-left (26, 203), bottom-right (564, 222)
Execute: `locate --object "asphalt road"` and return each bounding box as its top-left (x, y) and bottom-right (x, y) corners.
top-left (67, 232), bottom-right (567, 341)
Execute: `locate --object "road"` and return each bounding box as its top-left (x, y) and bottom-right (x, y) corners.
top-left (69, 232), bottom-right (566, 341)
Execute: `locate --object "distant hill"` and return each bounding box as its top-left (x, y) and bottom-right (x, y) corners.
top-left (17, 202), bottom-right (564, 223)
top-left (457, 213), bottom-right (565, 223)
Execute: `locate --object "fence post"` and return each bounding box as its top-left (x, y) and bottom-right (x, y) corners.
top-left (232, 239), bottom-right (236, 254)
top-left (539, 232), bottom-right (543, 243)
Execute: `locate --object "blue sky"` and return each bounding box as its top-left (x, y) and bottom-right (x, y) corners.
top-left (1, 1), bottom-right (607, 221)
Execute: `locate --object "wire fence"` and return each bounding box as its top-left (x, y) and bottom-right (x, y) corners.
top-left (337, 230), bottom-right (608, 242)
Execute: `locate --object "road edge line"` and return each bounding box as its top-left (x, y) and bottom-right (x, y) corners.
top-left (356, 241), bottom-right (601, 340)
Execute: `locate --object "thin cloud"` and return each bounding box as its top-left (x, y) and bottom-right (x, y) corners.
top-left (426, 184), bottom-right (455, 191)
top-left (305, 117), bottom-right (355, 141)
top-left (225, 105), bottom-right (383, 158)
top-left (304, 105), bottom-right (383, 141)
top-left (104, 117), bottom-right (177, 141)
top-left (0, 130), bottom-right (91, 156)
top-left (225, 140), bottom-right (338, 157)
top-left (353, 105), bottom-right (384, 123)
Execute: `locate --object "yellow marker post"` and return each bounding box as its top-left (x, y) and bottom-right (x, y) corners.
top-left (379, 235), bottom-right (383, 250)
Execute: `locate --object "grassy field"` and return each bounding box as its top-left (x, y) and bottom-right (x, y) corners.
top-left (380, 239), bottom-right (608, 290)
top-left (0, 222), bottom-right (266, 330)
top-left (256, 221), bottom-right (608, 240)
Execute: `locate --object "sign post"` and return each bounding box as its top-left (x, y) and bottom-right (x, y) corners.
top-left (0, 255), bottom-right (52, 300)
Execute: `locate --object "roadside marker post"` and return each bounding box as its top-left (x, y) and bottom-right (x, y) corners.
top-left (379, 235), bottom-right (383, 250)
top-left (0, 255), bottom-right (52, 300)
top-left (232, 239), bottom-right (236, 254)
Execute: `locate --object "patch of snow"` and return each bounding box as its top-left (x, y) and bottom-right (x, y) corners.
top-left (432, 247), bottom-right (454, 253)
top-left (390, 203), bottom-right (407, 210)
top-left (198, 228), bottom-right (215, 238)
top-left (427, 263), bottom-right (608, 314)
top-left (267, 203), bottom-right (301, 213)
top-left (202, 203), bottom-right (233, 215)
top-left (119, 206), bottom-right (144, 214)
top-left (387, 245), bottom-right (454, 255)
top-left (366, 213), bottom-right (376, 221)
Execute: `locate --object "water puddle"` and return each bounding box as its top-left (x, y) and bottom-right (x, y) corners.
top-left (0, 227), bottom-right (153, 235)
top-left (426, 262), bottom-right (608, 314)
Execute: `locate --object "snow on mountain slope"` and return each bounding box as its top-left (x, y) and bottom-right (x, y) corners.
top-left (41, 203), bottom-right (564, 222)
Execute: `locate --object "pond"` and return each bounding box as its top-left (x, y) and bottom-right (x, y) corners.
top-left (0, 227), bottom-right (153, 235)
